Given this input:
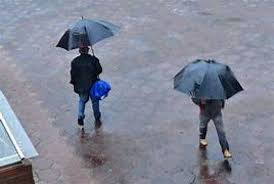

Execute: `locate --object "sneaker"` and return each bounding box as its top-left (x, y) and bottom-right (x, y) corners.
top-left (199, 139), bottom-right (208, 148)
top-left (223, 149), bottom-right (232, 158)
top-left (95, 119), bottom-right (102, 129)
top-left (78, 118), bottom-right (84, 130)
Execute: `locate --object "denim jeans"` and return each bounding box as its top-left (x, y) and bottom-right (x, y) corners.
top-left (199, 112), bottom-right (229, 152)
top-left (78, 93), bottom-right (101, 121)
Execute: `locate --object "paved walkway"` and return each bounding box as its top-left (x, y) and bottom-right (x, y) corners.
top-left (1, 0), bottom-right (274, 183)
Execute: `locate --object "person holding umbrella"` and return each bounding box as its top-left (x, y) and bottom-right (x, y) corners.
top-left (70, 46), bottom-right (102, 129)
top-left (56, 18), bottom-right (119, 130)
top-left (174, 59), bottom-right (243, 159)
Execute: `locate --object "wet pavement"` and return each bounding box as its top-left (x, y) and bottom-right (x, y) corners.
top-left (1, 0), bottom-right (274, 183)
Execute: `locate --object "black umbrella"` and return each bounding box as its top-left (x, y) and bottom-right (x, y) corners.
top-left (56, 18), bottom-right (119, 51)
top-left (174, 59), bottom-right (243, 99)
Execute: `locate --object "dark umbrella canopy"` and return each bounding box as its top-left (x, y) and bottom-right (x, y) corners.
top-left (56, 19), bottom-right (119, 51)
top-left (174, 59), bottom-right (243, 99)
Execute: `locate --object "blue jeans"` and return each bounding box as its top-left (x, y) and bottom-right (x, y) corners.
top-left (199, 112), bottom-right (229, 152)
top-left (78, 93), bottom-right (101, 121)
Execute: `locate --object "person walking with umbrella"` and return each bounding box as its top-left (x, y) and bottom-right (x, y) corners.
top-left (56, 18), bottom-right (119, 130)
top-left (70, 46), bottom-right (102, 129)
top-left (174, 59), bottom-right (243, 158)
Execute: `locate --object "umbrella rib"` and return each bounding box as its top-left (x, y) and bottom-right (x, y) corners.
top-left (212, 64), bottom-right (226, 99)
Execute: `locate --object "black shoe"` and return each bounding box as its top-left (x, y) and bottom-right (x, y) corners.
top-left (95, 119), bottom-right (102, 129)
top-left (78, 118), bottom-right (84, 130)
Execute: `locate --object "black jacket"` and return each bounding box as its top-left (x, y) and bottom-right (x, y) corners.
top-left (70, 54), bottom-right (102, 94)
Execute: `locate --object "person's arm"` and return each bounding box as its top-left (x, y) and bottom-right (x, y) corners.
top-left (70, 61), bottom-right (75, 84)
top-left (94, 57), bottom-right (102, 76)
top-left (222, 100), bottom-right (225, 109)
top-left (192, 98), bottom-right (201, 106)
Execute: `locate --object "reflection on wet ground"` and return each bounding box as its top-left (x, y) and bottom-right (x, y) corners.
top-left (198, 149), bottom-right (231, 184)
top-left (79, 129), bottom-right (107, 168)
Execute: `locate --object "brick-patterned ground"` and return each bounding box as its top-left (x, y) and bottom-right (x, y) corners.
top-left (1, 0), bottom-right (274, 183)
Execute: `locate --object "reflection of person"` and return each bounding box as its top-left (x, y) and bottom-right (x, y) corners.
top-left (198, 150), bottom-right (231, 183)
top-left (192, 98), bottom-right (232, 158)
top-left (198, 150), bottom-right (212, 183)
top-left (70, 46), bottom-right (102, 130)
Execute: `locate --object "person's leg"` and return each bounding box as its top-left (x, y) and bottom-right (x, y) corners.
top-left (212, 113), bottom-right (230, 156)
top-left (199, 113), bottom-right (210, 147)
top-left (199, 114), bottom-right (210, 139)
top-left (91, 97), bottom-right (101, 128)
top-left (91, 98), bottom-right (101, 120)
top-left (78, 93), bottom-right (89, 127)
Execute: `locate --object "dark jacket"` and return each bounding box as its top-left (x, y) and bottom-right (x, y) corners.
top-left (70, 54), bottom-right (102, 94)
top-left (192, 98), bottom-right (225, 118)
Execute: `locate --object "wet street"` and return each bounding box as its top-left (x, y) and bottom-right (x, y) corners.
top-left (1, 0), bottom-right (274, 183)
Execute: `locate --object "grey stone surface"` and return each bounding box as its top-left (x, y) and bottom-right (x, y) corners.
top-left (1, 0), bottom-right (274, 183)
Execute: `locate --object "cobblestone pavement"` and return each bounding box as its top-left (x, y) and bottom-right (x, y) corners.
top-left (1, 0), bottom-right (274, 183)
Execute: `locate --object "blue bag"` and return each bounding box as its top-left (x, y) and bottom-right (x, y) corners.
top-left (90, 80), bottom-right (111, 100)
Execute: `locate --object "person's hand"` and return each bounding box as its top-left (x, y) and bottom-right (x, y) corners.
top-left (222, 100), bottom-right (225, 108)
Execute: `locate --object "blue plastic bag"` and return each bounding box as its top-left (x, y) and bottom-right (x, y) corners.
top-left (90, 80), bottom-right (111, 100)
